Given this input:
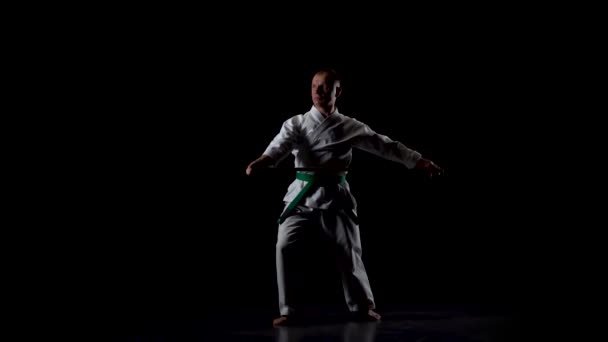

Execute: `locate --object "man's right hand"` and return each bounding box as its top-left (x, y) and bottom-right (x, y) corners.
top-left (246, 154), bottom-right (276, 176)
top-left (414, 157), bottom-right (444, 178)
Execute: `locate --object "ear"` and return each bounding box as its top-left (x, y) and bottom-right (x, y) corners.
top-left (335, 85), bottom-right (343, 98)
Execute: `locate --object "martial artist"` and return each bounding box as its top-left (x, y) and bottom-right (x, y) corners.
top-left (246, 68), bottom-right (442, 326)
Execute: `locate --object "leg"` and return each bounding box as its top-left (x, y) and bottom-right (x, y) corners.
top-left (276, 205), bottom-right (316, 317)
top-left (320, 208), bottom-right (376, 313)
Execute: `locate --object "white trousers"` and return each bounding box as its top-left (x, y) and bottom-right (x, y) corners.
top-left (276, 204), bottom-right (375, 316)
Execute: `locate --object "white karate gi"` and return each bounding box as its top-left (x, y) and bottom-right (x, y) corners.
top-left (263, 105), bottom-right (422, 316)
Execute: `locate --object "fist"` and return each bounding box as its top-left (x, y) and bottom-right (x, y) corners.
top-left (415, 158), bottom-right (443, 178)
top-left (246, 155), bottom-right (275, 176)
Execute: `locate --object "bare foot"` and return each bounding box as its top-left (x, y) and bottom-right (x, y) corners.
top-left (353, 309), bottom-right (381, 321)
top-left (273, 316), bottom-right (290, 326)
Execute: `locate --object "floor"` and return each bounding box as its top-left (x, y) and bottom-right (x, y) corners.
top-left (106, 307), bottom-right (520, 341)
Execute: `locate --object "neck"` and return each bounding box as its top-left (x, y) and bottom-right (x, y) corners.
top-left (315, 104), bottom-right (335, 117)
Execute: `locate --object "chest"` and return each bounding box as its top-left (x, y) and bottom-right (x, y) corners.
top-left (300, 120), bottom-right (348, 146)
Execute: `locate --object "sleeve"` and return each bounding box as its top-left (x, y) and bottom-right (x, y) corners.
top-left (352, 121), bottom-right (422, 169)
top-left (262, 116), bottom-right (301, 163)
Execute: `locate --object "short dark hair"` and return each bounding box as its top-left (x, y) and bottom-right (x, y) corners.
top-left (314, 67), bottom-right (341, 85)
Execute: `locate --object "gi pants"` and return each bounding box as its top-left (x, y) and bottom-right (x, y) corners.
top-left (276, 204), bottom-right (375, 316)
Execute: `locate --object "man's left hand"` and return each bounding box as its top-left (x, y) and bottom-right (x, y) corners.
top-left (415, 158), bottom-right (444, 178)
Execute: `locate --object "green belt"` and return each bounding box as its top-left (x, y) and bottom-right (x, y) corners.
top-left (278, 171), bottom-right (346, 224)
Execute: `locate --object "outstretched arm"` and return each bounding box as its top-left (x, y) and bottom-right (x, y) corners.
top-left (246, 154), bottom-right (275, 176)
top-left (353, 122), bottom-right (442, 176)
top-left (245, 116), bottom-right (301, 176)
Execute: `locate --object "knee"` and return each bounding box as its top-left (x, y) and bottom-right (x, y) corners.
top-left (276, 236), bottom-right (290, 253)
top-left (277, 233), bottom-right (301, 253)
top-left (337, 241), bottom-right (362, 256)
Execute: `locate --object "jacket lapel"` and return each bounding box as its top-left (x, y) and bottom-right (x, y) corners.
top-left (308, 113), bottom-right (340, 145)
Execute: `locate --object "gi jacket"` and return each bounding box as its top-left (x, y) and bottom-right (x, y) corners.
top-left (263, 106), bottom-right (422, 210)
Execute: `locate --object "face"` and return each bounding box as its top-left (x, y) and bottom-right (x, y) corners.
top-left (311, 72), bottom-right (340, 109)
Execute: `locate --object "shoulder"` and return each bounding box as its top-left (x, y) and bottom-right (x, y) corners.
top-left (279, 112), bottom-right (308, 131)
top-left (338, 113), bottom-right (368, 129)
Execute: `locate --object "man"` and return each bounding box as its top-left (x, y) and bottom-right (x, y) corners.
top-left (246, 68), bottom-right (442, 326)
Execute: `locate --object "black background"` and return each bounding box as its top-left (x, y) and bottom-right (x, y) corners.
top-left (23, 7), bottom-right (565, 327)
